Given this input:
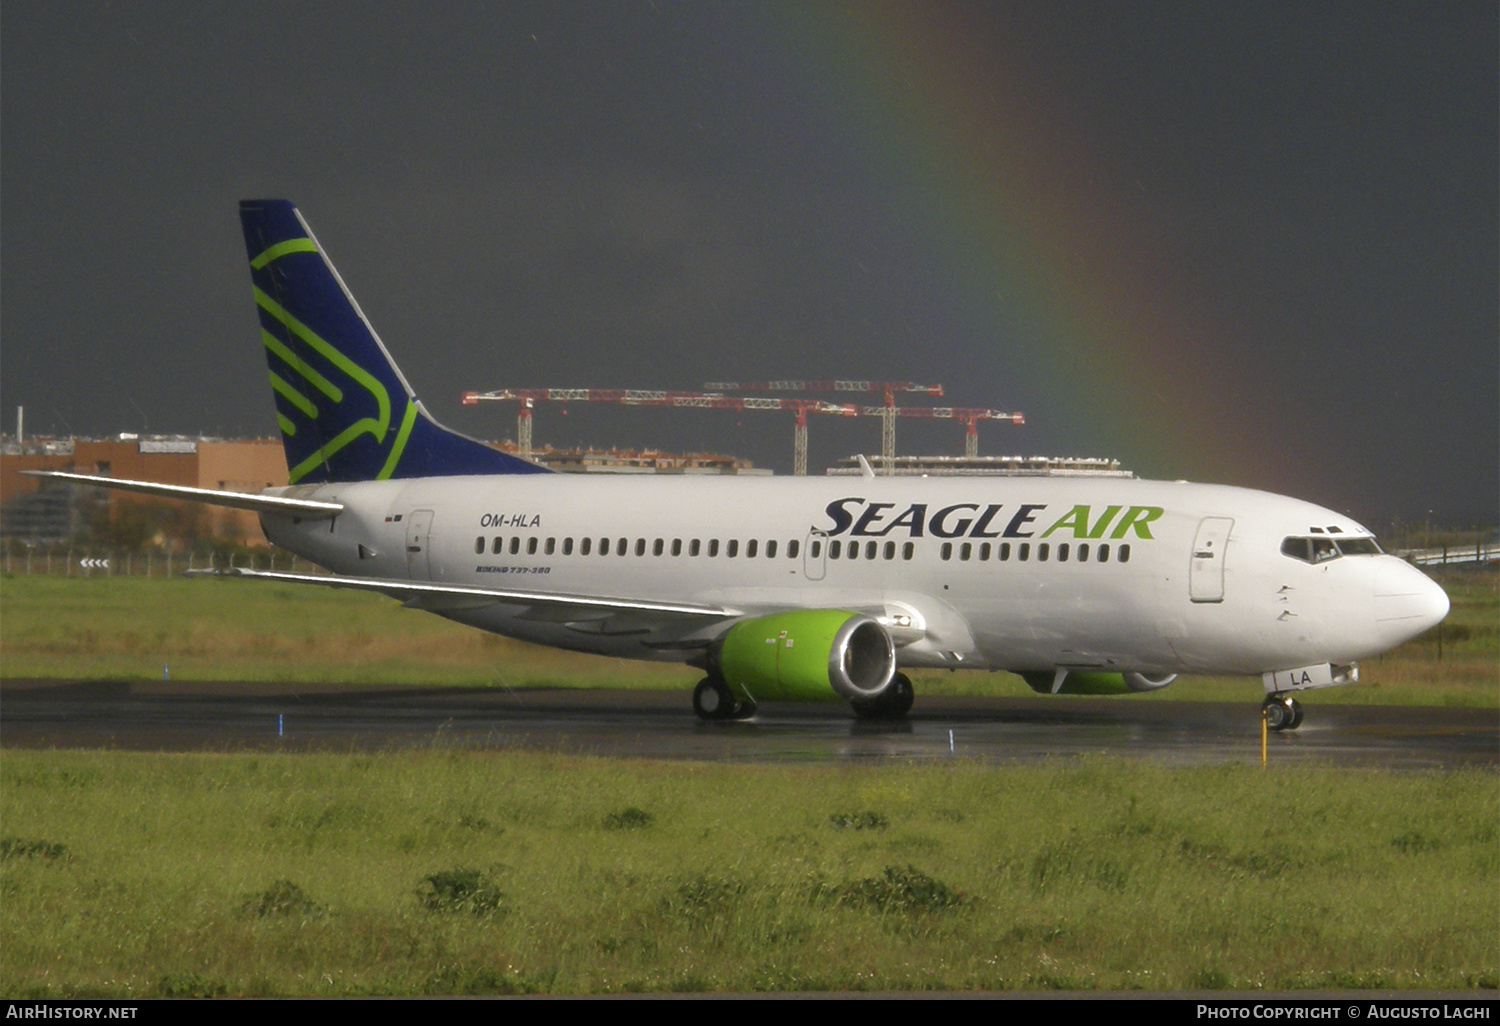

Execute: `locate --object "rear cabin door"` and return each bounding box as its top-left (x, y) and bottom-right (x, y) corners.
top-left (405, 509), bottom-right (435, 581)
top-left (1189, 517), bottom-right (1234, 603)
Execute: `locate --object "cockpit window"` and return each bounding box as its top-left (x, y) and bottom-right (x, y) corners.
top-left (1281, 535), bottom-right (1381, 563)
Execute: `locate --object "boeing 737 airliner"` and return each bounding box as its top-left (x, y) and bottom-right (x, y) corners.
top-left (34, 200), bottom-right (1450, 729)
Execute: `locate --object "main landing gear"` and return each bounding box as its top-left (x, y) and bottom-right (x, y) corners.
top-left (852, 672), bottom-right (915, 721)
top-left (692, 677), bottom-right (757, 721)
top-left (1262, 693), bottom-right (1304, 731)
top-left (691, 673), bottom-right (918, 722)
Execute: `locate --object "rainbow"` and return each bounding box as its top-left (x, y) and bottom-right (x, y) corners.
top-left (756, 5), bottom-right (1283, 490)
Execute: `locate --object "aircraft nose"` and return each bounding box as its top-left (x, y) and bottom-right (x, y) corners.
top-left (1372, 559), bottom-right (1450, 649)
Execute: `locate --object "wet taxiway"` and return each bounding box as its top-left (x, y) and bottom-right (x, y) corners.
top-left (1, 679), bottom-right (1494, 768)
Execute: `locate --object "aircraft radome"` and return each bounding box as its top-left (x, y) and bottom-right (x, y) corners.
top-left (32, 200), bottom-right (1451, 730)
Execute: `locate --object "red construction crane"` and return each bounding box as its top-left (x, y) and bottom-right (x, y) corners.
top-left (703, 381), bottom-right (943, 399)
top-left (463, 383), bottom-right (1023, 475)
top-left (461, 389), bottom-right (858, 475)
top-left (856, 406), bottom-right (1026, 470)
top-left (703, 381), bottom-right (1020, 474)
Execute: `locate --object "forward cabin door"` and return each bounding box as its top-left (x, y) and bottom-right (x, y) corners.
top-left (1189, 517), bottom-right (1234, 603)
top-left (405, 509), bottom-right (435, 581)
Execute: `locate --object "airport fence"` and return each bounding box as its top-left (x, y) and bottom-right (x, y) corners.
top-left (1377, 525), bottom-right (1496, 564)
top-left (1395, 542), bottom-right (1498, 568)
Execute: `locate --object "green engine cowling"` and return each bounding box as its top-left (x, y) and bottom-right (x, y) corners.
top-left (1020, 670), bottom-right (1178, 695)
top-left (718, 610), bottom-right (896, 703)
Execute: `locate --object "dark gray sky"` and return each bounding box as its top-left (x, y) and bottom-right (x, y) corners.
top-left (3, 1), bottom-right (1495, 525)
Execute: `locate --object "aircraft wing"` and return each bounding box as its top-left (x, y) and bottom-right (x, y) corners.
top-left (188, 567), bottom-right (741, 635)
top-left (22, 471), bottom-right (344, 517)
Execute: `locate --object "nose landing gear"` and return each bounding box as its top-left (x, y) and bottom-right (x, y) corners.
top-left (1263, 693), bottom-right (1304, 731)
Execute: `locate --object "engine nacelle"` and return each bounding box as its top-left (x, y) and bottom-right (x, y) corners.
top-left (718, 610), bottom-right (896, 703)
top-left (1020, 670), bottom-right (1179, 696)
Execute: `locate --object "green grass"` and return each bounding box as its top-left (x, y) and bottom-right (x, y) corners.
top-left (0, 574), bottom-right (696, 689)
top-left (2, 570), bottom-right (1494, 707)
top-left (1, 750), bottom-right (1495, 995)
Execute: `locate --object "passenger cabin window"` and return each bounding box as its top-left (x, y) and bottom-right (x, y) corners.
top-left (902, 542), bottom-right (914, 560)
top-left (581, 537), bottom-right (592, 556)
top-left (617, 538), bottom-right (628, 556)
top-left (746, 539), bottom-right (758, 558)
top-left (564, 538), bottom-right (574, 555)
top-left (653, 539), bottom-right (664, 556)
top-left (690, 539), bottom-right (701, 557)
top-left (1119, 544), bottom-right (1131, 563)
top-left (708, 539), bottom-right (719, 557)
top-left (509, 537), bottom-right (520, 555)
top-left (727, 540), bottom-right (739, 558)
top-left (831, 540), bottom-right (843, 559)
top-left (999, 542), bottom-right (1011, 561)
top-left (475, 537), bottom-right (484, 555)
top-left (635, 538), bottom-right (646, 557)
top-left (766, 540), bottom-right (778, 558)
top-left (672, 539), bottom-right (682, 556)
top-left (789, 540), bottom-right (800, 559)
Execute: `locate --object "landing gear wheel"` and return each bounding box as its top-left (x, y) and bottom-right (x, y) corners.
top-left (693, 677), bottom-right (736, 721)
top-left (1287, 698), bottom-right (1304, 730)
top-left (729, 699), bottom-right (758, 721)
top-left (887, 672), bottom-right (915, 716)
top-left (1263, 695), bottom-right (1295, 731)
top-left (851, 672), bottom-right (915, 720)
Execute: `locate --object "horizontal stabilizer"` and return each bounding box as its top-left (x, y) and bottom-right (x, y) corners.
top-left (21, 472), bottom-right (344, 518)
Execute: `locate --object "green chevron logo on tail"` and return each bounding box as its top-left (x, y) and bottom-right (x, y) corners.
top-left (240, 199), bottom-right (548, 483)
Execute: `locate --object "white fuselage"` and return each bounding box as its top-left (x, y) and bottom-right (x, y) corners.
top-left (260, 474), bottom-right (1448, 678)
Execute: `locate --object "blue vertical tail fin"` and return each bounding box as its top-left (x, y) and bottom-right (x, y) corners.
top-left (240, 199), bottom-right (547, 483)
